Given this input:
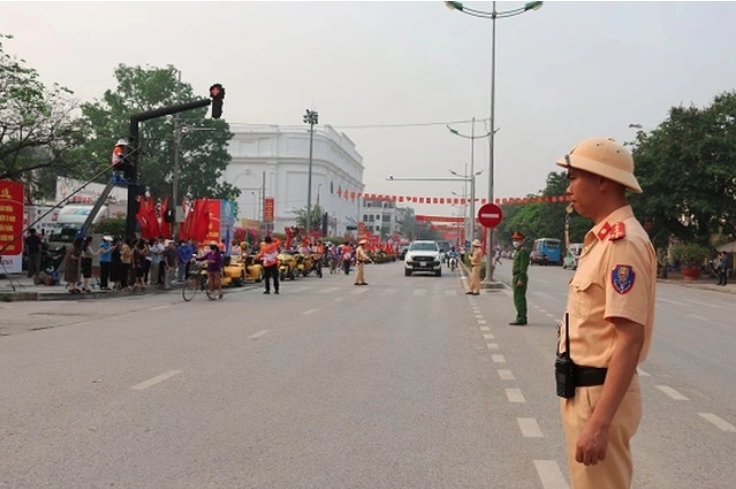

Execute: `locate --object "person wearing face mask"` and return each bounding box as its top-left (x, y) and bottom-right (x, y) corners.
top-left (509, 231), bottom-right (530, 326)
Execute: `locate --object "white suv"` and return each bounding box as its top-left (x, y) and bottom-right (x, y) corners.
top-left (404, 240), bottom-right (442, 277)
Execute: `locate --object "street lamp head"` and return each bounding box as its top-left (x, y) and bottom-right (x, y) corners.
top-left (388, 175), bottom-right (394, 181)
top-left (524, 1), bottom-right (543, 11)
top-left (445, 1), bottom-right (464, 11)
top-left (629, 123), bottom-right (643, 129)
top-left (447, 126), bottom-right (460, 135)
top-left (450, 170), bottom-right (459, 177)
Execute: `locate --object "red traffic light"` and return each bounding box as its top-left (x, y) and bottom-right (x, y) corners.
top-left (209, 83), bottom-right (225, 100)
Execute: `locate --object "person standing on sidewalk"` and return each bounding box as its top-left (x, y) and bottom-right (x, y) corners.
top-left (162, 240), bottom-right (177, 290)
top-left (555, 137), bottom-right (656, 489)
top-left (716, 251), bottom-right (729, 286)
top-left (466, 239), bottom-right (482, 295)
top-left (509, 231), bottom-right (530, 326)
top-left (256, 235), bottom-right (281, 295)
top-left (97, 236), bottom-right (114, 290)
top-left (24, 228), bottom-right (43, 279)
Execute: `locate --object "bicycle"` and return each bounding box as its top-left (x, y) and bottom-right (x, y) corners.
top-left (182, 267), bottom-right (218, 301)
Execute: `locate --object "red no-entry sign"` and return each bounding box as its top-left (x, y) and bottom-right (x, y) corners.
top-left (477, 203), bottom-right (503, 228)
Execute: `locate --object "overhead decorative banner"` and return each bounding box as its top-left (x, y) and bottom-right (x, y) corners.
top-left (337, 190), bottom-right (573, 205)
top-left (0, 180), bottom-right (25, 274)
top-left (416, 215), bottom-right (465, 223)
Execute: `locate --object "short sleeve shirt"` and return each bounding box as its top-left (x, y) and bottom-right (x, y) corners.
top-left (559, 205), bottom-right (656, 368)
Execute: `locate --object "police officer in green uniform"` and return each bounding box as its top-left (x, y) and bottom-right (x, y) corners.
top-left (510, 231), bottom-right (530, 326)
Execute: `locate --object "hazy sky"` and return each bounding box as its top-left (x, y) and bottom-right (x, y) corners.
top-left (3, 1), bottom-right (735, 216)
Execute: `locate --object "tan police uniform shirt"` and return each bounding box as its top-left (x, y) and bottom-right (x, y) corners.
top-left (560, 205), bottom-right (656, 368)
top-left (471, 249), bottom-right (483, 266)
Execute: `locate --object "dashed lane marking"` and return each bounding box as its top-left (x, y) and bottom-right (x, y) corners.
top-left (475, 315), bottom-right (484, 319)
top-left (498, 369), bottom-right (515, 380)
top-left (248, 330), bottom-right (270, 340)
top-left (683, 299), bottom-right (721, 309)
top-left (444, 290), bottom-right (457, 296)
top-left (637, 368), bottom-right (651, 377)
top-left (491, 354), bottom-right (506, 363)
top-left (698, 413), bottom-right (736, 432)
top-left (517, 418), bottom-right (544, 438)
top-left (486, 343), bottom-right (499, 350)
top-left (334, 297), bottom-right (345, 302)
top-left (412, 289), bottom-right (427, 296)
top-left (131, 370), bottom-right (182, 391)
top-left (546, 313), bottom-right (556, 319)
top-left (506, 388), bottom-right (527, 403)
top-left (150, 305), bottom-right (169, 311)
top-left (381, 288), bottom-right (397, 295)
top-left (351, 287), bottom-right (369, 295)
top-left (480, 326), bottom-right (490, 331)
top-left (534, 460), bottom-right (569, 489)
top-left (656, 385), bottom-right (689, 400)
top-left (477, 320), bottom-right (487, 325)
top-left (482, 333), bottom-right (495, 339)
top-left (303, 308), bottom-right (317, 315)
top-left (318, 287), bottom-right (341, 294)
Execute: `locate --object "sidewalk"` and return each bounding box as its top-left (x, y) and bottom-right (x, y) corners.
top-left (0, 274), bottom-right (188, 302)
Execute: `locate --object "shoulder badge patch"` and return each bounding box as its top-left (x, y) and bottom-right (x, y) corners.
top-left (611, 264), bottom-right (635, 294)
top-left (608, 222), bottom-right (626, 241)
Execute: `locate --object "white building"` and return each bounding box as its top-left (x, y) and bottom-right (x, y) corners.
top-left (224, 124), bottom-right (364, 236)
top-left (360, 197), bottom-right (400, 239)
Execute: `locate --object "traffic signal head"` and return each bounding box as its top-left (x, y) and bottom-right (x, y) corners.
top-left (210, 83), bottom-right (225, 119)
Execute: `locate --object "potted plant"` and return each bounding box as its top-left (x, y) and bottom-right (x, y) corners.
top-left (670, 243), bottom-right (710, 280)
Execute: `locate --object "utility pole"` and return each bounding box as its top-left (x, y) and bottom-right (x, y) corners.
top-left (172, 118), bottom-right (182, 238)
top-left (303, 109), bottom-right (319, 237)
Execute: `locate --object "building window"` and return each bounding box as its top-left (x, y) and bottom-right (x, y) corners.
top-left (382, 214), bottom-right (391, 223)
top-left (382, 202), bottom-right (389, 209)
top-left (330, 182), bottom-right (334, 194)
top-left (366, 202), bottom-right (372, 208)
top-left (375, 214), bottom-right (380, 220)
top-left (369, 215), bottom-right (375, 222)
top-left (363, 214), bottom-right (368, 222)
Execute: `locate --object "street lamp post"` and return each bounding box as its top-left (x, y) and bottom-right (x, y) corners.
top-left (446, 0), bottom-right (543, 284)
top-left (450, 168), bottom-right (483, 243)
top-left (447, 117), bottom-right (495, 242)
top-left (303, 109), bottom-right (319, 237)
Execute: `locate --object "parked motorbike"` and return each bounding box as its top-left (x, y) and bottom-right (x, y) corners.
top-left (448, 255), bottom-right (458, 272)
top-left (278, 251), bottom-right (297, 281)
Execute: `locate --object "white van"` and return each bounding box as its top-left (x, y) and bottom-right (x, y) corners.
top-left (47, 204), bottom-right (108, 248)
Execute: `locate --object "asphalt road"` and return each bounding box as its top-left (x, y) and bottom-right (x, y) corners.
top-left (0, 262), bottom-right (733, 488)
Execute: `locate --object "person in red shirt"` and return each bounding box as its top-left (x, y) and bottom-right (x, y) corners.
top-left (256, 235), bottom-right (282, 295)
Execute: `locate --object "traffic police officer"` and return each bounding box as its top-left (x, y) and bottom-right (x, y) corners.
top-left (509, 231), bottom-right (529, 325)
top-left (467, 239), bottom-right (482, 295)
top-left (556, 137), bottom-right (656, 489)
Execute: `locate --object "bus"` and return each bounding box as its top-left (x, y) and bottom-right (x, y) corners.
top-left (532, 238), bottom-right (562, 265)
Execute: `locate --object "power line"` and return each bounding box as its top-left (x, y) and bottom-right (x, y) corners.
top-left (228, 118), bottom-right (490, 130)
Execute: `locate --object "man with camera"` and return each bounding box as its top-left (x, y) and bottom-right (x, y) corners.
top-left (554, 138), bottom-right (656, 489)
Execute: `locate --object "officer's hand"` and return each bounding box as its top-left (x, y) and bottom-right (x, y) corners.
top-left (516, 280), bottom-right (524, 287)
top-left (575, 421), bottom-right (609, 466)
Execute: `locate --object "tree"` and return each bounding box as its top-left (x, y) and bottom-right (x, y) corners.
top-left (0, 34), bottom-right (87, 198)
top-left (496, 172), bottom-right (589, 247)
top-left (75, 64), bottom-right (238, 202)
top-left (629, 91), bottom-right (736, 250)
top-left (293, 204), bottom-right (323, 230)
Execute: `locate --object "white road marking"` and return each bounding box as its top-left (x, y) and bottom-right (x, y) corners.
top-left (491, 354), bottom-right (506, 363)
top-left (381, 288), bottom-right (397, 295)
top-left (698, 413), bottom-right (736, 432)
top-left (482, 333), bottom-right (495, 339)
top-left (517, 418), bottom-right (544, 438)
top-left (688, 314), bottom-right (708, 321)
top-left (656, 297), bottom-right (678, 304)
top-left (656, 385), bottom-right (689, 400)
top-left (498, 369), bottom-right (515, 380)
top-left (683, 299), bottom-right (721, 309)
top-left (412, 289), bottom-right (427, 296)
top-left (131, 370), bottom-right (182, 391)
top-left (352, 287), bottom-right (369, 295)
top-left (479, 326), bottom-right (490, 331)
top-left (533, 291), bottom-right (555, 301)
top-left (303, 308), bottom-right (317, 315)
top-left (318, 287), bottom-right (341, 294)
top-left (637, 368), bottom-right (651, 377)
top-left (248, 330), bottom-right (270, 340)
top-left (444, 289), bottom-right (457, 296)
top-left (150, 305), bottom-right (169, 311)
top-left (546, 313), bottom-right (556, 319)
top-left (475, 314), bottom-right (484, 319)
top-left (486, 343), bottom-right (499, 350)
top-left (506, 388), bottom-right (527, 403)
top-left (477, 320), bottom-right (487, 325)
top-left (534, 460), bottom-right (569, 489)
top-left (334, 297), bottom-right (345, 302)
top-left (291, 286), bottom-right (309, 293)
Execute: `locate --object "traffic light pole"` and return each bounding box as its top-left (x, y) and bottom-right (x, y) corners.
top-left (125, 98), bottom-right (212, 239)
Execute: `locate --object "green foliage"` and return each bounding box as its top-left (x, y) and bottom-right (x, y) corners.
top-left (629, 91), bottom-right (736, 249)
top-left (92, 216), bottom-right (126, 238)
top-left (495, 172), bottom-right (589, 247)
top-left (670, 243), bottom-right (711, 268)
top-left (0, 34), bottom-right (87, 198)
top-left (292, 204), bottom-right (323, 230)
top-left (74, 64), bottom-right (238, 201)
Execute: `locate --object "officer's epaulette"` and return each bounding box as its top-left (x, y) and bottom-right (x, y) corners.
top-left (608, 222), bottom-right (626, 241)
top-left (596, 221), bottom-right (626, 241)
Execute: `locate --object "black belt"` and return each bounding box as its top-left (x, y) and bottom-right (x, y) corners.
top-left (574, 366), bottom-right (608, 387)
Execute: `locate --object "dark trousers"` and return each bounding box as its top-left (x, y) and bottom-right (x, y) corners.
top-left (121, 264), bottom-right (131, 288)
top-left (28, 252), bottom-right (41, 277)
top-left (718, 269), bottom-right (728, 285)
top-left (342, 260), bottom-right (351, 275)
top-left (512, 274), bottom-right (528, 322)
top-left (264, 264), bottom-right (279, 292)
top-left (100, 261), bottom-right (111, 288)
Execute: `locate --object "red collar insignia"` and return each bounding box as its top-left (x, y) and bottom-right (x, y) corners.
top-left (596, 222), bottom-right (612, 241)
top-left (608, 222), bottom-right (626, 240)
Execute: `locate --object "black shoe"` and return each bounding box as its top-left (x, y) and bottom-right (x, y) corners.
top-left (360, 283), bottom-right (368, 286)
top-left (264, 291), bottom-right (270, 295)
top-left (509, 321), bottom-right (527, 326)
top-left (465, 291), bottom-right (474, 295)
top-left (472, 292), bottom-right (480, 295)
top-left (275, 290), bottom-right (279, 294)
